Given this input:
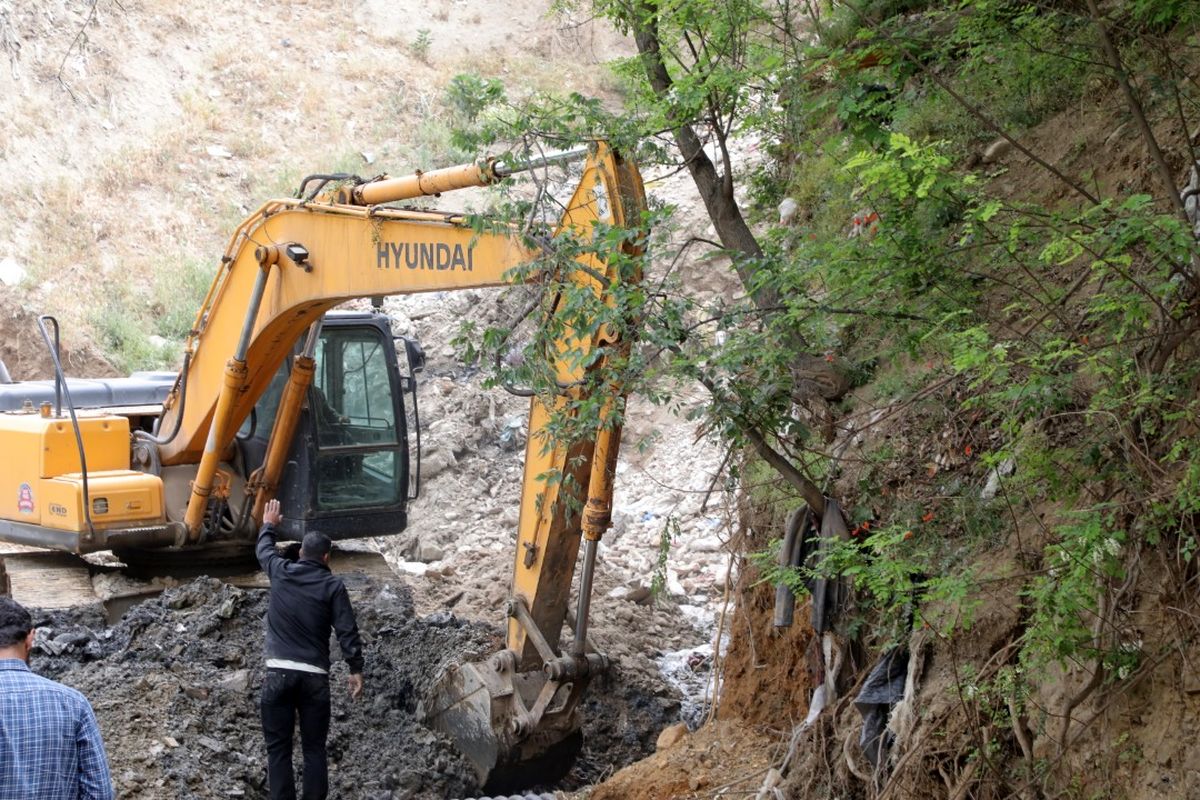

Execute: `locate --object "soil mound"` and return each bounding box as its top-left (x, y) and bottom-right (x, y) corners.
top-left (26, 573), bottom-right (681, 799)
top-left (31, 577), bottom-right (495, 799)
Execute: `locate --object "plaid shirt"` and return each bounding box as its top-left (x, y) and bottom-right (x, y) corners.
top-left (0, 658), bottom-right (113, 800)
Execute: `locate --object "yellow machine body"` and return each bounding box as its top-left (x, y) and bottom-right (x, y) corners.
top-left (0, 411), bottom-right (163, 531)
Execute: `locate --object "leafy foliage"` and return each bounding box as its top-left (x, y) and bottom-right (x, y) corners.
top-left (441, 4), bottom-right (1200, 788)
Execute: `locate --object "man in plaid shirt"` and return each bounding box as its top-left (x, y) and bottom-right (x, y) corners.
top-left (0, 596), bottom-right (113, 799)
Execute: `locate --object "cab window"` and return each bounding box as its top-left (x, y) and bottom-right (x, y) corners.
top-left (310, 327), bottom-right (402, 510)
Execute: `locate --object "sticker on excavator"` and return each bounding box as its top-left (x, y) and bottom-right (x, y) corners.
top-left (592, 185), bottom-right (610, 222)
top-left (16, 484), bottom-right (33, 514)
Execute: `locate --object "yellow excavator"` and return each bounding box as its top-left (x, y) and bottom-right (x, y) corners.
top-left (0, 142), bottom-right (646, 789)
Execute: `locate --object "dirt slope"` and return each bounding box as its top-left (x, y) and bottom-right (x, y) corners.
top-left (574, 62), bottom-right (1200, 800)
top-left (0, 0), bottom-right (627, 346)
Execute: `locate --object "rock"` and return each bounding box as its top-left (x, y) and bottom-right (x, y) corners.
top-left (183, 685), bottom-right (209, 700)
top-left (687, 536), bottom-right (722, 553)
top-left (205, 144), bottom-right (233, 159)
top-left (148, 334), bottom-right (169, 349)
top-left (416, 541), bottom-right (445, 563)
top-left (981, 138), bottom-right (1011, 164)
top-left (608, 584), bottom-right (652, 604)
top-left (981, 457), bottom-right (1016, 500)
top-left (1183, 164), bottom-right (1200, 238)
top-left (655, 721), bottom-right (688, 751)
top-left (196, 735), bottom-right (226, 753)
top-left (421, 449), bottom-right (456, 480)
top-left (39, 637), bottom-right (67, 656)
top-left (778, 197), bottom-right (799, 226)
top-left (218, 670), bottom-right (250, 694)
top-left (424, 610), bottom-right (455, 627)
top-left (498, 416), bottom-right (525, 450)
top-left (0, 257), bottom-right (26, 287)
top-left (215, 596), bottom-right (238, 619)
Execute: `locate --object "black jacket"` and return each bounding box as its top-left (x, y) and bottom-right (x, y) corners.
top-left (256, 524), bottom-right (364, 674)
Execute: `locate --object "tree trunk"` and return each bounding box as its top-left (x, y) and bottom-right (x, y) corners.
top-left (630, 1), bottom-right (850, 402)
top-left (630, 13), bottom-right (772, 305)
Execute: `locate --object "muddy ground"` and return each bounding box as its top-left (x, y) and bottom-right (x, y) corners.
top-left (29, 573), bottom-right (680, 800)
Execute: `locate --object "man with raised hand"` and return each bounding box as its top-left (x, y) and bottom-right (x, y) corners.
top-left (257, 498), bottom-right (364, 800)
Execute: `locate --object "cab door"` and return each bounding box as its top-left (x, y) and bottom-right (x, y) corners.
top-left (243, 317), bottom-right (415, 541)
top-left (308, 324), bottom-right (407, 513)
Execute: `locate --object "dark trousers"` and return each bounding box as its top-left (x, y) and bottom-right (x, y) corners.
top-left (261, 668), bottom-right (331, 800)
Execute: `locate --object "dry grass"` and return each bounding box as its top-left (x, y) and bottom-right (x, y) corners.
top-left (0, 0), bottom-right (633, 372)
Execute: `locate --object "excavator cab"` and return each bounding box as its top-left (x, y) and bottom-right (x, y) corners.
top-left (235, 312), bottom-right (422, 542)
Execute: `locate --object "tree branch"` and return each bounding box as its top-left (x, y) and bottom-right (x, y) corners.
top-left (1084, 0), bottom-right (1190, 224)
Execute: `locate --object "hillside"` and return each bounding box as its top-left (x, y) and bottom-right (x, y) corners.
top-left (568, 2), bottom-right (1200, 799)
top-left (0, 1), bottom-right (732, 797)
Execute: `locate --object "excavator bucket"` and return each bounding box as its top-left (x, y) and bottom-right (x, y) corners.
top-left (421, 651), bottom-right (592, 792)
top-left (423, 663), bottom-right (503, 783)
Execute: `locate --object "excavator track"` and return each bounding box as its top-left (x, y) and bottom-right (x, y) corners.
top-left (113, 541), bottom-right (258, 578)
top-left (0, 543), bottom-right (394, 615)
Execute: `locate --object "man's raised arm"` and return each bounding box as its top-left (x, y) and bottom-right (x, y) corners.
top-left (256, 498), bottom-right (287, 578)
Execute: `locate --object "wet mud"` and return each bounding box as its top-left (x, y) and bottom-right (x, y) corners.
top-left (27, 575), bottom-right (678, 799)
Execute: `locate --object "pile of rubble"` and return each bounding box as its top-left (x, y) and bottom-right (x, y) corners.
top-left (29, 572), bottom-right (680, 799)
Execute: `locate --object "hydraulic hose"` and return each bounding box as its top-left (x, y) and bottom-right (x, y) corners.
top-left (138, 351), bottom-right (192, 446)
top-left (36, 316), bottom-right (94, 538)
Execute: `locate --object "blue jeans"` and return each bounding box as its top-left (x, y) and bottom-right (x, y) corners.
top-left (260, 669), bottom-right (331, 800)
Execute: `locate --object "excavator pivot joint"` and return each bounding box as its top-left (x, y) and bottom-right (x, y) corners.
top-left (543, 653), bottom-right (610, 682)
top-left (522, 540), bottom-right (538, 568)
top-left (490, 649), bottom-right (519, 674)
